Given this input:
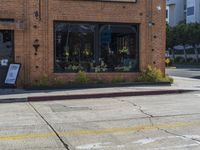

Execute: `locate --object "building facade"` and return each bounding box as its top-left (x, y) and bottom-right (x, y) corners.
top-left (186, 0), bottom-right (200, 23)
top-left (0, 0), bottom-right (166, 87)
top-left (166, 0), bottom-right (200, 26)
top-left (166, 0), bottom-right (186, 26)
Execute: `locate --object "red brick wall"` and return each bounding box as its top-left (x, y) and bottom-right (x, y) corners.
top-left (0, 0), bottom-right (166, 86)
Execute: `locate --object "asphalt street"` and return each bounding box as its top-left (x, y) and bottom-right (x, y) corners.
top-left (0, 91), bottom-right (200, 150)
top-left (166, 68), bottom-right (200, 79)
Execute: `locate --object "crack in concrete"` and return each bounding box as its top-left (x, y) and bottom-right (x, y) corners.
top-left (28, 102), bottom-right (71, 150)
top-left (119, 99), bottom-right (200, 145)
top-left (119, 99), bottom-right (154, 118)
top-left (159, 128), bottom-right (200, 144)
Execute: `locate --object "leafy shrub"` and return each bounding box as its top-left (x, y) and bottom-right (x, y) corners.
top-left (111, 76), bottom-right (126, 84)
top-left (174, 57), bottom-right (185, 63)
top-left (187, 58), bottom-right (195, 64)
top-left (33, 74), bottom-right (49, 87)
top-left (136, 65), bottom-right (173, 83)
top-left (75, 71), bottom-right (90, 84)
top-left (162, 75), bottom-right (174, 83)
top-left (52, 77), bottom-right (65, 86)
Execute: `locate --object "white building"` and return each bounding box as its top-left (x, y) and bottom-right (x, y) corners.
top-left (166, 0), bottom-right (200, 26)
top-left (186, 0), bottom-right (200, 23)
top-left (166, 0), bottom-right (186, 26)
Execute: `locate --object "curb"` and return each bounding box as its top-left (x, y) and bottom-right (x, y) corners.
top-left (0, 98), bottom-right (27, 103)
top-left (25, 82), bottom-right (171, 91)
top-left (0, 89), bottom-right (195, 103)
top-left (27, 89), bottom-right (194, 102)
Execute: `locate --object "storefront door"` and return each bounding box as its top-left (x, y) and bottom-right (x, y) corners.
top-left (0, 30), bottom-right (14, 86)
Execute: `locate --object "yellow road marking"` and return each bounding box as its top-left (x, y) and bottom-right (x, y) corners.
top-left (0, 120), bottom-right (200, 141)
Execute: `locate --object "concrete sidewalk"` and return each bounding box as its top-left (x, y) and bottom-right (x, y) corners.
top-left (0, 76), bottom-right (199, 103)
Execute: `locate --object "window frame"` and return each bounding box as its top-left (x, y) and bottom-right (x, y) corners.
top-left (53, 21), bottom-right (140, 73)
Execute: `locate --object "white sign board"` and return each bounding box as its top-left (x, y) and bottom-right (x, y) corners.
top-left (5, 64), bottom-right (21, 85)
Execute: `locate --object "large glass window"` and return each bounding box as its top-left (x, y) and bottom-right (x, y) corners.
top-left (54, 23), bottom-right (95, 72)
top-left (54, 22), bottom-right (139, 73)
top-left (99, 25), bottom-right (138, 72)
top-left (0, 30), bottom-right (14, 85)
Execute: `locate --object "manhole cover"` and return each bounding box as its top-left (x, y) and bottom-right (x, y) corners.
top-left (50, 104), bottom-right (91, 112)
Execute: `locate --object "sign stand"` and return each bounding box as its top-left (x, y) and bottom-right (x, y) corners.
top-left (4, 63), bottom-right (21, 88)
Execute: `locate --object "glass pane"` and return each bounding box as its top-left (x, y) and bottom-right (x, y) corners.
top-left (99, 25), bottom-right (139, 72)
top-left (187, 7), bottom-right (194, 16)
top-left (0, 30), bottom-right (13, 67)
top-left (55, 23), bottom-right (95, 72)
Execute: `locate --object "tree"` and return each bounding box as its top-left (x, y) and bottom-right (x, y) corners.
top-left (187, 23), bottom-right (200, 63)
top-left (173, 23), bottom-right (189, 62)
top-left (166, 24), bottom-right (176, 60)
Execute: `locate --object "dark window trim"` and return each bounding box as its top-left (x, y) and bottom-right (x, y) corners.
top-left (0, 18), bottom-right (15, 23)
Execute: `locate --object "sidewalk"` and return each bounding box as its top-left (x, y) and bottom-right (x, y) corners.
top-left (0, 76), bottom-right (199, 103)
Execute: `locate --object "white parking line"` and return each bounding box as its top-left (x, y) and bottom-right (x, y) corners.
top-left (76, 135), bottom-right (200, 150)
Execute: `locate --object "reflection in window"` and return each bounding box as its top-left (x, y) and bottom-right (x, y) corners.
top-left (99, 25), bottom-right (138, 72)
top-left (0, 30), bottom-right (14, 66)
top-left (187, 7), bottom-right (194, 16)
top-left (54, 22), bottom-right (139, 73)
top-left (55, 23), bottom-right (95, 72)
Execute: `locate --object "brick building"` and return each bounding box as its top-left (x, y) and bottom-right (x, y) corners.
top-left (0, 0), bottom-right (166, 87)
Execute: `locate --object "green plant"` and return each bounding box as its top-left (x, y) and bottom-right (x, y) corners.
top-left (95, 60), bottom-right (107, 72)
top-left (52, 77), bottom-right (65, 86)
top-left (75, 71), bottom-right (90, 84)
top-left (136, 65), bottom-right (173, 83)
top-left (33, 74), bottom-right (49, 87)
top-left (111, 76), bottom-right (126, 84)
top-left (119, 46), bottom-right (129, 55)
top-left (83, 49), bottom-right (92, 56)
top-left (66, 64), bottom-right (82, 72)
top-left (162, 75), bottom-right (174, 83)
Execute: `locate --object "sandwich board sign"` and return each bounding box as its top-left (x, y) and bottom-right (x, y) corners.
top-left (5, 63), bottom-right (21, 85)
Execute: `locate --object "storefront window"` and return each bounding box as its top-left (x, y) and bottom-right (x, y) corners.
top-left (99, 25), bottom-right (138, 72)
top-left (54, 22), bottom-right (139, 73)
top-left (54, 23), bottom-right (95, 72)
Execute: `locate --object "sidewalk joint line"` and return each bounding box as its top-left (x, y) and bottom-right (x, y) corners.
top-left (28, 102), bottom-right (71, 150)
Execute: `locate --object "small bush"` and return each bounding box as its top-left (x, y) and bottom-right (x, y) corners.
top-left (162, 75), bottom-right (174, 83)
top-left (174, 57), bottom-right (185, 63)
top-left (33, 74), bottom-right (49, 87)
top-left (75, 71), bottom-right (90, 84)
top-left (187, 58), bottom-right (195, 64)
top-left (136, 65), bottom-right (173, 83)
top-left (52, 77), bottom-right (65, 86)
top-left (111, 76), bottom-right (126, 84)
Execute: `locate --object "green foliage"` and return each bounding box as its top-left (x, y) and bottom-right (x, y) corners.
top-left (52, 77), bottom-right (65, 86)
top-left (166, 24), bottom-right (176, 50)
top-left (95, 60), bottom-right (107, 72)
top-left (119, 46), bottom-right (129, 55)
top-left (137, 65), bottom-right (173, 83)
top-left (111, 76), bottom-right (126, 84)
top-left (75, 71), bottom-right (90, 84)
top-left (162, 75), bottom-right (174, 83)
top-left (166, 23), bottom-right (200, 56)
top-left (33, 74), bottom-right (49, 87)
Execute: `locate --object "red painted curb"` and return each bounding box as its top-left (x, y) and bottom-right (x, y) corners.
top-left (27, 90), bottom-right (193, 102)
